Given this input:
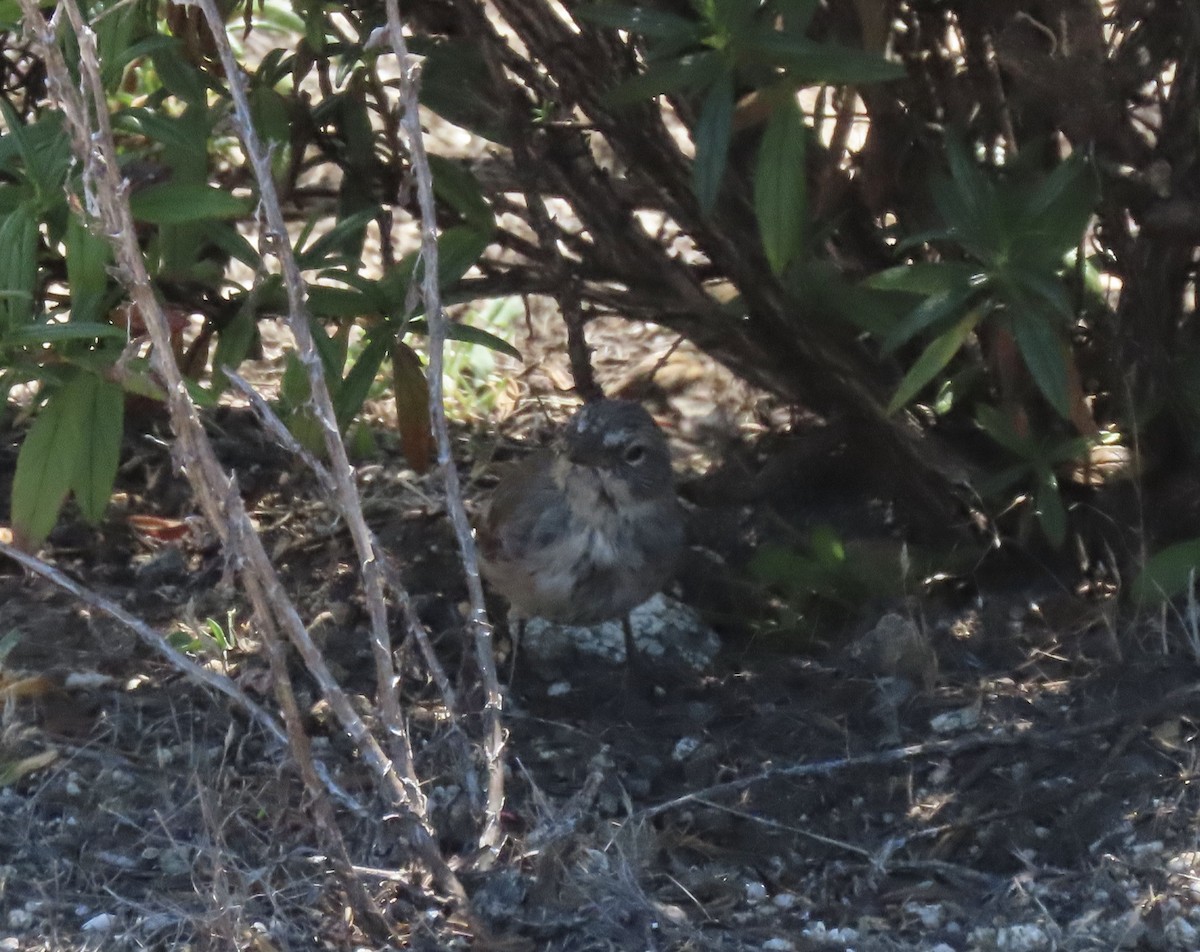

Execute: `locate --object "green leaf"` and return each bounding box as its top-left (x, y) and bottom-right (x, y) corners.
top-left (0, 103), bottom-right (70, 202)
top-left (1023, 155), bottom-right (1097, 257)
top-left (396, 226), bottom-right (494, 302)
top-left (693, 73), bottom-right (735, 214)
top-left (1011, 311), bottom-right (1070, 419)
top-left (68, 374), bottom-right (123, 524)
top-left (407, 318), bottom-right (522, 361)
top-left (755, 97), bottom-right (807, 275)
top-left (1034, 467), bottom-right (1066, 548)
top-left (417, 40), bottom-right (510, 144)
top-left (4, 321), bottom-right (127, 346)
top-left (0, 204), bottom-right (38, 332)
top-left (151, 43), bottom-right (209, 106)
top-left (575, 5), bottom-right (704, 42)
top-left (880, 282), bottom-right (980, 353)
top-left (334, 327), bottom-right (393, 428)
top-left (249, 85), bottom-right (292, 182)
top-left (11, 375), bottom-right (88, 544)
top-left (1008, 269), bottom-right (1073, 320)
top-left (866, 262), bottom-right (986, 296)
top-left (428, 155), bottom-right (494, 232)
top-left (1132, 539), bottom-right (1200, 603)
top-left (745, 30), bottom-right (905, 84)
top-left (211, 307), bottom-right (259, 392)
top-left (886, 311), bottom-right (980, 415)
top-left (197, 220), bottom-right (260, 269)
top-left (975, 403), bottom-right (1033, 457)
top-left (295, 208), bottom-right (377, 270)
top-left (605, 50), bottom-right (723, 104)
top-left (307, 285), bottom-right (375, 319)
top-left (130, 183), bottom-right (253, 224)
top-left (66, 215), bottom-right (113, 328)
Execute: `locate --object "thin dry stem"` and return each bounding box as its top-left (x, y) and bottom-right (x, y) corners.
top-left (224, 368), bottom-right (458, 708)
top-left (188, 0), bottom-right (418, 793)
top-left (383, 0), bottom-right (506, 861)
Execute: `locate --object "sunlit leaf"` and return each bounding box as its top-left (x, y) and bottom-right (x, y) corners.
top-left (11, 374), bottom-right (88, 545)
top-left (866, 262), bottom-right (986, 296)
top-left (407, 317), bottom-right (522, 361)
top-left (886, 311), bottom-right (979, 414)
top-left (880, 282), bottom-right (980, 353)
top-left (130, 183), bottom-right (252, 224)
top-left (68, 374), bottom-right (123, 524)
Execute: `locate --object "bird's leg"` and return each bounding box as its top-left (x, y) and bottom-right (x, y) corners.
top-left (506, 616), bottom-right (525, 689)
top-left (622, 613), bottom-right (638, 672)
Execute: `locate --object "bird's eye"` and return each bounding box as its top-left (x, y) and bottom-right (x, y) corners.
top-left (623, 443), bottom-right (646, 465)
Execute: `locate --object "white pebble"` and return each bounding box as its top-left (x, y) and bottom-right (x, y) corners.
top-left (671, 736), bottom-right (701, 762)
top-left (744, 881), bottom-right (768, 903)
top-left (81, 913), bottom-right (117, 932)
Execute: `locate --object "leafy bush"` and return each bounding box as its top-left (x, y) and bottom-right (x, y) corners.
top-left (3, 0), bottom-right (1200, 606)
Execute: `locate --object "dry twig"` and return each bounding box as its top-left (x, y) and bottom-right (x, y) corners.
top-left (383, 0), bottom-right (506, 862)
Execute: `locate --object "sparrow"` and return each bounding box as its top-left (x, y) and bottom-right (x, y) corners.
top-left (478, 399), bottom-right (685, 665)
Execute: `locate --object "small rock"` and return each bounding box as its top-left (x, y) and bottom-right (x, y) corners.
top-left (905, 902), bottom-right (945, 930)
top-left (6, 910), bottom-right (31, 930)
top-left (772, 892), bottom-right (798, 910)
top-left (1165, 915), bottom-right (1200, 950)
top-left (671, 736), bottom-right (702, 762)
top-left (546, 681), bottom-right (572, 697)
top-left (744, 881), bottom-right (767, 904)
top-left (81, 913), bottom-right (117, 932)
top-left (1, 937), bottom-right (20, 950)
top-left (930, 704), bottom-right (981, 734)
top-left (520, 594), bottom-right (720, 677)
top-left (762, 939), bottom-right (795, 951)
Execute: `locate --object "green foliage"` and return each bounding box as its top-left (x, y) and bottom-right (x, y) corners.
top-left (1132, 541), bottom-right (1200, 604)
top-left (874, 141), bottom-right (1097, 417)
top-left (973, 405), bottom-right (1095, 547)
top-left (749, 528), bottom-right (911, 640)
top-left (10, 370), bottom-right (123, 545)
top-left (864, 139), bottom-right (1100, 546)
top-left (0, 0), bottom-right (529, 542)
top-left (581, 1), bottom-right (901, 271)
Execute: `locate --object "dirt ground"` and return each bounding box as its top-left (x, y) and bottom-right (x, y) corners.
top-left (4, 320), bottom-right (1200, 952)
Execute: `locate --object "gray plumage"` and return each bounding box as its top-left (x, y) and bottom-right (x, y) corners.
top-left (478, 400), bottom-right (684, 626)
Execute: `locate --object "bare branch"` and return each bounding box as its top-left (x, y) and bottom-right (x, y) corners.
top-left (383, 0), bottom-right (506, 862)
